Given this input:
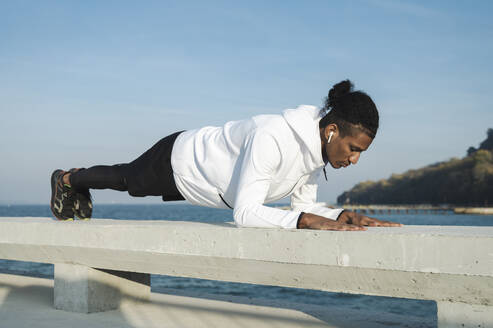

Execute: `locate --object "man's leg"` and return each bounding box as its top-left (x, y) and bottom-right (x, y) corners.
top-left (50, 164), bottom-right (129, 221)
top-left (67, 164), bottom-right (129, 192)
top-left (50, 131), bottom-right (185, 221)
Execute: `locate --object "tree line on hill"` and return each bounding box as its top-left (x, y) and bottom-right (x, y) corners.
top-left (337, 129), bottom-right (493, 206)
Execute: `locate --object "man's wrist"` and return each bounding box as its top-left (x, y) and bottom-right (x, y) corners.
top-left (296, 212), bottom-right (306, 229)
top-left (336, 210), bottom-right (346, 221)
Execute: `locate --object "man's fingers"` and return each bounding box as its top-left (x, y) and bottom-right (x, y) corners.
top-left (358, 216), bottom-right (378, 226)
top-left (347, 224), bottom-right (367, 231)
top-left (360, 217), bottom-right (403, 227)
top-left (320, 223), bottom-right (366, 231)
top-left (374, 218), bottom-right (403, 227)
top-left (381, 220), bottom-right (403, 227)
top-left (338, 224), bottom-right (366, 231)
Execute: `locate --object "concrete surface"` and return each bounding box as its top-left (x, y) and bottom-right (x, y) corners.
top-left (437, 301), bottom-right (493, 328)
top-left (54, 263), bottom-right (150, 313)
top-left (0, 218), bottom-right (491, 302)
top-left (1, 218), bottom-right (492, 275)
top-left (0, 217), bottom-right (492, 326)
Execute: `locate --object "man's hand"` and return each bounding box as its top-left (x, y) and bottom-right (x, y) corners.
top-left (337, 210), bottom-right (403, 227)
top-left (298, 213), bottom-right (367, 231)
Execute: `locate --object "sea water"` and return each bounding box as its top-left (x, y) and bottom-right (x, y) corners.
top-left (1, 204), bottom-right (493, 326)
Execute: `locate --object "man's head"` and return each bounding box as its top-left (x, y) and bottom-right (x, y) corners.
top-left (319, 80), bottom-right (379, 169)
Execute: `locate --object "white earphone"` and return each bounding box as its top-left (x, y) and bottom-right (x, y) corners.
top-left (327, 131), bottom-right (334, 144)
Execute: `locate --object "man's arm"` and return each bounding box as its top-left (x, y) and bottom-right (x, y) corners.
top-left (232, 130), bottom-right (303, 228)
top-left (232, 131), bottom-right (402, 230)
top-left (291, 171), bottom-right (402, 230)
top-left (290, 171), bottom-right (346, 220)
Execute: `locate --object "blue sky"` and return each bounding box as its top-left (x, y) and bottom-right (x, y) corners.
top-left (1, 0), bottom-right (492, 205)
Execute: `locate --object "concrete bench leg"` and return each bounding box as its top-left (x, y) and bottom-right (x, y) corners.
top-left (437, 301), bottom-right (493, 327)
top-left (54, 263), bottom-right (150, 313)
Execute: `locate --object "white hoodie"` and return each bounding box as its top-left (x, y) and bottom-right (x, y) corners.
top-left (170, 105), bottom-right (344, 229)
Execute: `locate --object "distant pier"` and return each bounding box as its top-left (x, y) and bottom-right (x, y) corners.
top-left (453, 207), bottom-right (493, 215)
top-left (275, 204), bottom-right (493, 215)
top-left (344, 205), bottom-right (493, 215)
top-left (344, 205), bottom-right (453, 215)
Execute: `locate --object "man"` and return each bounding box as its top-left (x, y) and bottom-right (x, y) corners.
top-left (50, 80), bottom-right (402, 231)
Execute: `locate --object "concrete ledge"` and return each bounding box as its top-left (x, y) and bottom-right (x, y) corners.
top-left (1, 218), bottom-right (491, 274)
top-left (1, 217), bottom-right (492, 325)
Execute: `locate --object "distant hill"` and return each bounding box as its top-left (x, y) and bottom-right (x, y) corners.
top-left (337, 129), bottom-right (493, 206)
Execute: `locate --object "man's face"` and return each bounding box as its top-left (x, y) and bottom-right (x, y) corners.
top-left (325, 128), bottom-right (373, 169)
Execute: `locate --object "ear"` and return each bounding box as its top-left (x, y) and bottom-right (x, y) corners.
top-left (324, 124), bottom-right (339, 141)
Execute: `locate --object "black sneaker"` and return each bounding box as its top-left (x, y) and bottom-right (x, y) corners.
top-left (69, 168), bottom-right (93, 220)
top-left (50, 170), bottom-right (76, 221)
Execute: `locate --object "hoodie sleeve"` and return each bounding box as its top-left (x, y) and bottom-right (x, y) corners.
top-left (290, 170), bottom-right (345, 220)
top-left (233, 130), bottom-right (302, 229)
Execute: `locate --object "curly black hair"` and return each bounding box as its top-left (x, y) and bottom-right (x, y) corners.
top-left (319, 80), bottom-right (379, 139)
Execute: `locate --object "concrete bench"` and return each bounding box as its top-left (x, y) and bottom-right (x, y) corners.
top-left (0, 217), bottom-right (492, 327)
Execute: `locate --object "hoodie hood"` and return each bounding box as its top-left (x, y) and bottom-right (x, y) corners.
top-left (282, 105), bottom-right (325, 172)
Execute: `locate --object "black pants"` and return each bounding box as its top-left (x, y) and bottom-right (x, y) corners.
top-left (69, 131), bottom-right (185, 201)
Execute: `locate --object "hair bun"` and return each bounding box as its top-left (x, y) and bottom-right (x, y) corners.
top-left (328, 79), bottom-right (353, 107)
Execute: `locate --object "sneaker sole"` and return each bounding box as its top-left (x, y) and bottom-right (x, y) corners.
top-left (74, 196), bottom-right (92, 220)
top-left (50, 170), bottom-right (74, 221)
top-left (68, 168), bottom-right (92, 220)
